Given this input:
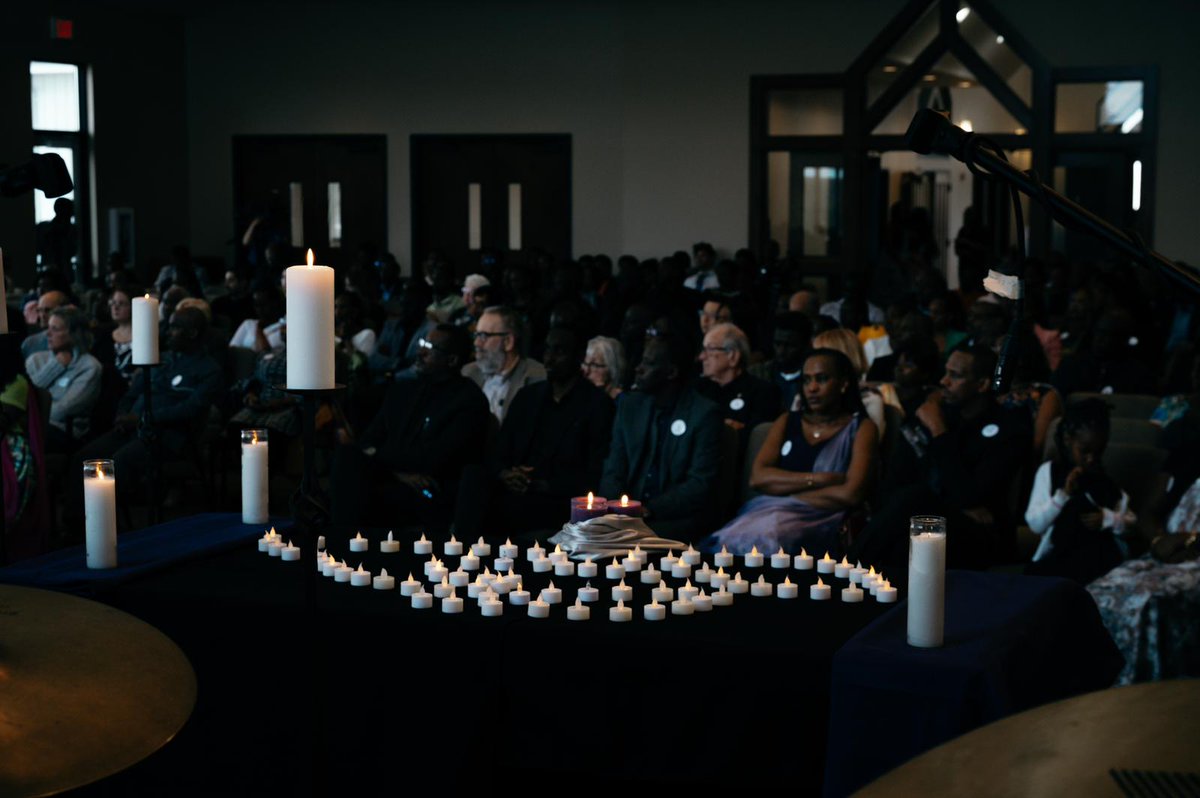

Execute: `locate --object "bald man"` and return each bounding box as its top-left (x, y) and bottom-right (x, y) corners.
top-left (20, 290), bottom-right (69, 358)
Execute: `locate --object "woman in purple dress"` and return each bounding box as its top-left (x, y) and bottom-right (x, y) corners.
top-left (702, 348), bottom-right (878, 556)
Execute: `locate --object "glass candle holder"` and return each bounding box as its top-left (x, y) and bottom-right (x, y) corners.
top-left (907, 515), bottom-right (946, 648)
top-left (83, 459), bottom-right (118, 569)
top-left (240, 429), bottom-right (269, 524)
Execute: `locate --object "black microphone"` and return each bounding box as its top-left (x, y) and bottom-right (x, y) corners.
top-left (0, 152), bottom-right (74, 198)
top-left (904, 108), bottom-right (972, 161)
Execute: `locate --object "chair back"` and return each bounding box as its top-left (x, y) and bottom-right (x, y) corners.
top-left (1108, 417), bottom-right (1163, 448)
top-left (741, 421), bottom-right (774, 504)
top-left (1103, 443), bottom-right (1168, 515)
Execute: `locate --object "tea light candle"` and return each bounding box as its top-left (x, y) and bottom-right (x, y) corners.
top-left (621, 551), bottom-right (641, 572)
top-left (777, 576), bottom-right (799, 599)
top-left (549, 544), bottom-right (568, 565)
top-left (267, 539), bottom-right (284, 557)
top-left (528, 598), bottom-right (550, 619)
top-left (532, 556), bottom-right (552, 573)
top-left (83, 460), bottom-right (118, 570)
top-left (643, 600), bottom-right (666, 621)
top-left (489, 576), bottom-right (512, 595)
top-left (671, 559), bottom-right (691, 579)
top-left (554, 560), bottom-right (576, 577)
top-left (502, 568), bottom-right (521, 590)
top-left (631, 545), bottom-right (648, 566)
top-left (427, 563), bottom-right (448, 583)
top-left (423, 556), bottom-right (438, 576)
top-left (240, 429), bottom-right (269, 524)
top-left (541, 581), bottom-right (563, 604)
top-left (810, 577), bottom-right (831, 600)
top-left (651, 581), bottom-right (674, 604)
top-left (834, 556), bottom-right (852, 579)
top-left (714, 545), bottom-right (734, 568)
top-left (671, 598), bottom-right (695, 616)
top-left (433, 576), bottom-right (454, 599)
top-left (334, 561), bottom-right (353, 583)
top-left (611, 579), bottom-right (633, 602)
top-left (659, 550), bottom-right (679, 571)
top-left (728, 572), bottom-right (749, 594)
top-left (794, 548), bottom-right (814, 570)
top-left (527, 540), bottom-right (546, 562)
top-left (493, 556), bottom-right (513, 573)
top-left (322, 556), bottom-right (339, 578)
top-left (442, 589), bottom-right (464, 614)
top-left (449, 568), bottom-right (470, 588)
top-left (817, 552), bottom-right (836, 574)
top-left (411, 590), bottom-right (433, 609)
top-left (842, 584), bottom-right (864, 603)
top-left (712, 586), bottom-right (734, 607)
top-left (770, 547), bottom-right (790, 569)
top-left (576, 583), bottom-right (599, 603)
top-left (615, 494), bottom-right (643, 517)
top-left (862, 567), bottom-right (879, 591)
top-left (350, 565), bottom-right (372, 587)
top-left (692, 589), bottom-right (713, 612)
top-left (414, 533), bottom-right (433, 555)
top-left (681, 545), bottom-right (702, 566)
top-left (694, 562), bottom-right (713, 584)
top-left (570, 491), bottom-right (609, 523)
top-left (499, 538), bottom-right (519, 559)
top-left (400, 573), bottom-right (421, 595)
top-left (281, 541), bottom-right (301, 561)
top-left (285, 250), bottom-right (335, 388)
top-left (509, 583), bottom-right (530, 605)
top-left (476, 587), bottom-right (497, 607)
top-left (870, 574), bottom-right (887, 596)
top-left (606, 558), bottom-right (625, 580)
top-left (640, 564), bottom-right (662, 585)
top-left (373, 568), bottom-right (395, 590)
top-left (577, 556), bottom-right (598, 579)
top-left (481, 596), bottom-right (504, 617)
top-left (678, 580), bottom-right (699, 602)
top-left (849, 562), bottom-right (867, 584)
top-left (710, 567), bottom-right (730, 591)
top-left (380, 531), bottom-right (400, 554)
top-left (567, 598), bottom-right (590, 621)
top-left (471, 537), bottom-right (491, 557)
top-left (609, 600), bottom-right (632, 622)
top-left (751, 575), bottom-right (774, 597)
top-left (744, 546), bottom-right (764, 568)
top-left (460, 550), bottom-right (480, 571)
top-left (467, 580), bottom-right (486, 599)
top-left (876, 581), bottom-right (897, 603)
top-left (349, 532), bottom-right (368, 553)
top-left (444, 535), bottom-right (463, 557)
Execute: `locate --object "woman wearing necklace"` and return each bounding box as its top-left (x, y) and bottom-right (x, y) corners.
top-left (701, 348), bottom-right (878, 556)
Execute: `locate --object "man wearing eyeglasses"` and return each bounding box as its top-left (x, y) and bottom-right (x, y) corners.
top-left (462, 306), bottom-right (545, 424)
top-left (696, 322), bottom-right (781, 434)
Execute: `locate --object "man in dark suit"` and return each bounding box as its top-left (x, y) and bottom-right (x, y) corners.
top-left (599, 333), bottom-right (722, 541)
top-left (331, 324), bottom-right (488, 529)
top-left (484, 326), bottom-right (615, 534)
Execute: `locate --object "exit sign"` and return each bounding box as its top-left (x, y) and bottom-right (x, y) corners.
top-left (50, 17), bottom-right (73, 39)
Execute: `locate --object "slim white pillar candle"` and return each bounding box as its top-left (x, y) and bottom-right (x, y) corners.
top-left (83, 460), bottom-right (117, 569)
top-left (908, 516), bottom-right (947, 648)
top-left (240, 429), bottom-right (269, 524)
top-left (285, 249), bottom-right (335, 389)
top-left (131, 294), bottom-right (159, 365)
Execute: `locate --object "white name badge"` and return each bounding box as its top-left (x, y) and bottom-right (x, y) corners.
top-left (729, 397), bottom-right (745, 411)
top-left (171, 374), bottom-right (183, 387)
top-left (56, 375), bottom-right (71, 388)
top-left (670, 419), bottom-right (687, 437)
top-left (981, 423), bottom-right (999, 438)
top-left (781, 440), bottom-right (793, 457)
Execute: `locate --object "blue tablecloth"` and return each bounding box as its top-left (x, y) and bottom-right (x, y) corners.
top-left (823, 570), bottom-right (1123, 797)
top-left (0, 513), bottom-right (288, 595)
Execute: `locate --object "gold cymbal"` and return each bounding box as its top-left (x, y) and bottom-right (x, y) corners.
top-left (0, 585), bottom-right (196, 798)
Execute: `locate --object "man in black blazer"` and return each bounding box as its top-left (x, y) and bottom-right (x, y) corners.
top-left (599, 333), bottom-right (722, 541)
top-left (331, 324), bottom-right (489, 529)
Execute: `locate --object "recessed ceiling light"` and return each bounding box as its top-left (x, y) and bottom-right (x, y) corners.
top-left (956, 7), bottom-right (971, 23)
top-left (1014, 127), bottom-right (1028, 135)
top-left (996, 35), bottom-right (1005, 44)
top-left (960, 120), bottom-right (974, 132)
top-left (958, 80), bottom-right (972, 88)
top-left (923, 74), bottom-right (937, 82)
top-left (883, 65), bottom-right (898, 73)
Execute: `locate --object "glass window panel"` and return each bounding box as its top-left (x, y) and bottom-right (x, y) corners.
top-left (868, 2), bottom-right (941, 108)
top-left (1055, 81), bottom-right (1143, 133)
top-left (289, 182), bottom-right (304, 248)
top-left (32, 145), bottom-right (75, 223)
top-left (30, 61), bottom-right (80, 132)
top-left (467, 183), bottom-right (481, 250)
top-left (327, 182), bottom-right (343, 248)
top-left (767, 89), bottom-right (843, 136)
top-left (956, 6), bottom-right (1032, 106)
top-left (767, 151), bottom-right (843, 258)
top-left (872, 51), bottom-right (1023, 136)
top-left (508, 183), bottom-right (522, 251)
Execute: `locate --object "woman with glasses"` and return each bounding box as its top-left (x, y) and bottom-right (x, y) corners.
top-left (581, 336), bottom-right (626, 400)
top-left (92, 284), bottom-right (138, 384)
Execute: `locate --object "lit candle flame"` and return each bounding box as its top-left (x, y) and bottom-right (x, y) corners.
top-left (868, 566), bottom-right (876, 576)
top-left (548, 580), bottom-right (556, 590)
top-left (757, 575), bottom-right (765, 583)
top-left (621, 494), bottom-right (629, 507)
top-left (616, 600), bottom-right (626, 609)
top-left (517, 581), bottom-right (523, 591)
top-left (659, 580), bottom-right (667, 589)
top-left (840, 556), bottom-right (849, 566)
top-left (801, 547), bottom-right (808, 556)
top-left (355, 532), bottom-right (364, 540)
top-left (823, 551), bottom-right (831, 560)
top-left (717, 566), bottom-right (726, 575)
top-left (306, 248), bottom-right (315, 267)
top-left (505, 537), bottom-right (512, 546)
top-left (586, 491), bottom-right (594, 509)
top-left (381, 569), bottom-right (388, 578)
top-left (97, 462), bottom-right (106, 479)
top-left (357, 564), bottom-right (365, 573)
top-left (784, 576), bottom-right (792, 585)
top-left (612, 557), bottom-right (619, 566)
top-left (419, 533), bottom-right (427, 542)
top-left (685, 579), bottom-right (693, 588)
top-left (449, 534), bottom-right (457, 543)
top-left (387, 531), bottom-right (394, 541)
top-left (720, 545), bottom-right (729, 555)
top-left (407, 572), bottom-right (414, 581)
top-left (817, 577), bottom-right (825, 586)
top-left (735, 572), bottom-right (742, 580)
top-left (619, 578), bottom-right (626, 588)
top-left (750, 545), bottom-right (759, 556)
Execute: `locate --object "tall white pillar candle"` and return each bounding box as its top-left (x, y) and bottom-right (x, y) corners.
top-left (83, 460), bottom-right (118, 569)
top-left (240, 429), bottom-right (269, 524)
top-left (285, 249), bottom-right (335, 389)
top-left (907, 516), bottom-right (947, 648)
top-left (131, 294), bottom-right (160, 365)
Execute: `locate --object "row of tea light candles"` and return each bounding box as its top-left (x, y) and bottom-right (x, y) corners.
top-left (257, 528), bottom-right (898, 611)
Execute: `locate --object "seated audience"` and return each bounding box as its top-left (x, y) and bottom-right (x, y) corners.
top-left (24, 306), bottom-right (102, 449)
top-left (462, 306), bottom-right (546, 424)
top-left (20, 290), bottom-right (68, 358)
top-left (852, 346), bottom-right (1031, 571)
top-left (92, 285), bottom-right (138, 384)
top-left (683, 242), bottom-right (720, 292)
top-left (696, 322), bottom-right (780, 432)
top-left (702, 348), bottom-right (877, 555)
top-left (228, 286), bottom-right (285, 352)
top-left (485, 327), bottom-right (615, 533)
top-left (581, 335), bottom-right (626, 400)
top-left (813, 328), bottom-right (886, 440)
top-left (1025, 399), bottom-right (1135, 584)
top-left (749, 311), bottom-right (813, 414)
top-left (697, 292), bottom-right (733, 337)
top-left (451, 273), bottom-right (491, 331)
top-left (330, 324), bottom-right (488, 528)
top-left (598, 333), bottom-right (722, 541)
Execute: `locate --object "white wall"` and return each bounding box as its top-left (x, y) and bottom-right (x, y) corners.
top-left (184, 0), bottom-right (1200, 270)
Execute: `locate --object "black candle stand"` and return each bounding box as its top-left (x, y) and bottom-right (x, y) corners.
top-left (136, 362), bottom-right (162, 526)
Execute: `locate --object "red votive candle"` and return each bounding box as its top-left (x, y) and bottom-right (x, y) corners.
top-left (570, 492), bottom-right (609, 523)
